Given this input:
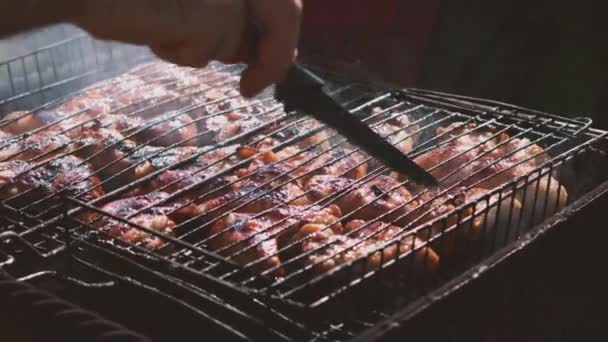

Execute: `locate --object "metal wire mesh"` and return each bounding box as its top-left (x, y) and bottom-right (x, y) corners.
top-left (0, 28), bottom-right (607, 341)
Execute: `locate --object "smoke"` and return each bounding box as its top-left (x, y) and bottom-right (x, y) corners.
top-left (0, 24), bottom-right (149, 114)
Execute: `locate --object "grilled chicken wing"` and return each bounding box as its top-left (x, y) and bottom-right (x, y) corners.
top-left (410, 186), bottom-right (522, 255)
top-left (71, 127), bottom-right (151, 188)
top-left (145, 145), bottom-right (241, 199)
top-left (321, 149), bottom-right (368, 179)
top-left (336, 175), bottom-right (418, 225)
top-left (197, 165), bottom-right (309, 222)
top-left (132, 111), bottom-right (198, 146)
top-left (304, 175), bottom-right (354, 202)
top-left (414, 123), bottom-right (566, 224)
top-left (91, 192), bottom-right (190, 249)
top-left (209, 210), bottom-right (290, 276)
top-left (0, 156), bottom-right (104, 215)
top-left (279, 216), bottom-right (438, 275)
top-left (0, 131), bottom-right (71, 162)
top-left (1, 110), bottom-right (63, 135)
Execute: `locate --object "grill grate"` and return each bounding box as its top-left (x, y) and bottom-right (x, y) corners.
top-left (1, 28), bottom-right (607, 341)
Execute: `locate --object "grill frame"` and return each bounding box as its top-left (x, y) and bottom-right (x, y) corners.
top-left (0, 27), bottom-right (607, 341)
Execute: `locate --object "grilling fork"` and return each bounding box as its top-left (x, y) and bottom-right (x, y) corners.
top-left (274, 62), bottom-right (438, 186)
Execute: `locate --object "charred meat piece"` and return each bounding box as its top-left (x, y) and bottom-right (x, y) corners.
top-left (90, 192), bottom-right (189, 249)
top-left (342, 220), bottom-right (440, 273)
top-left (197, 166), bottom-right (310, 223)
top-left (408, 187), bottom-right (522, 255)
top-left (413, 122), bottom-right (548, 189)
top-left (71, 128), bottom-right (151, 188)
top-left (415, 123), bottom-right (567, 222)
top-left (336, 175), bottom-right (418, 225)
top-left (373, 122), bottom-right (415, 154)
top-left (241, 141), bottom-right (332, 183)
top-left (413, 123), bottom-right (507, 188)
top-left (131, 111), bottom-right (198, 146)
top-left (0, 156), bottom-right (104, 213)
top-left (304, 175), bottom-right (354, 202)
top-left (145, 145), bottom-right (241, 199)
top-left (279, 216), bottom-right (438, 275)
top-left (96, 114), bottom-right (144, 133)
top-left (321, 149), bottom-right (368, 179)
top-left (268, 118), bottom-right (332, 150)
top-left (209, 210), bottom-right (294, 276)
top-left (1, 110), bottom-right (63, 135)
top-left (0, 131), bottom-right (71, 162)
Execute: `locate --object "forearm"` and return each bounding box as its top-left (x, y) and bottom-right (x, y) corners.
top-left (0, 0), bottom-right (84, 38)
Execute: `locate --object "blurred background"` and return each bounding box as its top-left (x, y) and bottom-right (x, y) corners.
top-left (300, 0), bottom-right (607, 129)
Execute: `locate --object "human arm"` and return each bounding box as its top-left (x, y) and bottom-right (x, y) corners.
top-left (0, 0), bottom-right (302, 96)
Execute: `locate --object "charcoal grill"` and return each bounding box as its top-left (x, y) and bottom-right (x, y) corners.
top-left (1, 25), bottom-right (607, 342)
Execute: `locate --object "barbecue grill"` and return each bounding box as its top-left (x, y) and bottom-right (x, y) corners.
top-left (1, 25), bottom-right (607, 342)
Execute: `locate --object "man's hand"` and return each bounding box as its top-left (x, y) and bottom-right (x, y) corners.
top-left (74, 0), bottom-right (302, 96)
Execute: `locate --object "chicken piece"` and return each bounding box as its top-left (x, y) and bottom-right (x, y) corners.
top-left (416, 123), bottom-right (567, 225)
top-left (413, 124), bottom-right (507, 188)
top-left (342, 220), bottom-right (440, 273)
top-left (91, 192), bottom-right (185, 249)
top-left (304, 175), bottom-right (354, 202)
top-left (409, 187), bottom-right (522, 255)
top-left (242, 141), bottom-right (332, 183)
top-left (373, 122), bottom-right (415, 154)
top-left (102, 82), bottom-right (180, 116)
top-left (321, 149), bottom-right (368, 179)
top-left (145, 145), bottom-right (241, 199)
top-left (55, 75), bottom-right (145, 116)
top-left (1, 110), bottom-right (62, 135)
top-left (413, 123), bottom-right (552, 188)
top-left (197, 166), bottom-right (310, 222)
top-left (270, 118), bottom-right (332, 150)
top-left (280, 217), bottom-right (438, 275)
top-left (0, 131), bottom-right (71, 162)
top-left (336, 175), bottom-right (418, 225)
top-left (216, 114), bottom-right (264, 142)
top-left (514, 171), bottom-right (568, 226)
top-left (131, 111), bottom-right (198, 146)
top-left (96, 113), bottom-right (144, 133)
top-left (71, 128), bottom-right (151, 188)
top-left (0, 156), bottom-right (104, 214)
top-left (209, 210), bottom-right (292, 276)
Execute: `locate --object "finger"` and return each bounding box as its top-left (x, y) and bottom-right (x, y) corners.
top-left (240, 0), bottom-right (302, 97)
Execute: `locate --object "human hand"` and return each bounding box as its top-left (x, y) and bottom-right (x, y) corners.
top-left (75, 0), bottom-right (302, 96)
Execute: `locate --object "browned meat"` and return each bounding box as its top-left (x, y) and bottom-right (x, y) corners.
top-left (241, 141), bottom-right (332, 183)
top-left (91, 192), bottom-right (188, 249)
top-left (268, 118), bottom-right (332, 150)
top-left (131, 111), bottom-right (198, 146)
top-left (96, 114), bottom-right (144, 133)
top-left (373, 122), bottom-right (415, 154)
top-left (279, 216), bottom-right (439, 275)
top-left (197, 165), bottom-right (310, 222)
top-left (413, 123), bottom-right (567, 224)
top-left (0, 156), bottom-right (104, 213)
top-left (336, 175), bottom-right (418, 225)
top-left (70, 128), bottom-right (153, 189)
top-left (0, 131), bottom-right (71, 162)
top-left (209, 204), bottom-right (344, 276)
top-left (1, 110), bottom-right (62, 135)
top-left (145, 145), bottom-right (241, 199)
top-left (408, 187), bottom-right (522, 255)
top-left (413, 123), bottom-right (549, 190)
top-left (321, 149), bottom-right (368, 179)
top-left (304, 175), bottom-right (353, 202)
top-left (209, 210), bottom-right (292, 276)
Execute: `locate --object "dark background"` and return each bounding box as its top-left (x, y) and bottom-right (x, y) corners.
top-left (301, 0), bottom-right (607, 129)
